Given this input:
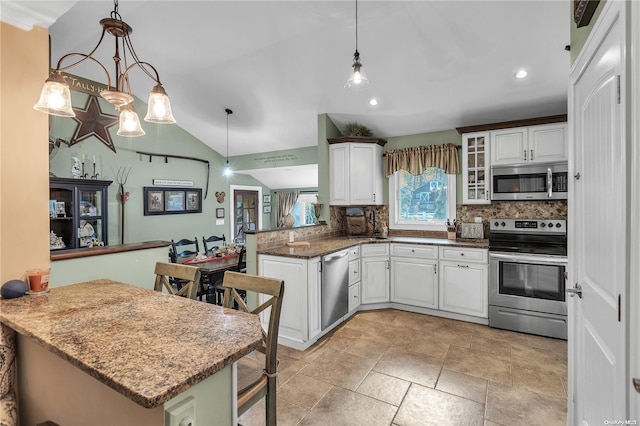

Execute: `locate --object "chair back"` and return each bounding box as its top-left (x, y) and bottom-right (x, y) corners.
top-left (222, 271), bottom-right (284, 423)
top-left (153, 262), bottom-right (201, 299)
top-left (236, 246), bottom-right (246, 272)
top-left (172, 238), bottom-right (200, 258)
top-left (203, 234), bottom-right (226, 254)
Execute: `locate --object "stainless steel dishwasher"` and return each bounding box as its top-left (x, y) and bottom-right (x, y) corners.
top-left (321, 249), bottom-right (349, 330)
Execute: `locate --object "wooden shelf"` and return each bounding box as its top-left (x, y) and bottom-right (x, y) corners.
top-left (327, 136), bottom-right (387, 146)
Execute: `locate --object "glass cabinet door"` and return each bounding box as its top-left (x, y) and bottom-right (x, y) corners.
top-left (462, 132), bottom-right (490, 204)
top-left (78, 189), bottom-right (105, 247)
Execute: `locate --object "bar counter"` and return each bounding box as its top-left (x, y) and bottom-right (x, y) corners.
top-left (0, 280), bottom-right (262, 409)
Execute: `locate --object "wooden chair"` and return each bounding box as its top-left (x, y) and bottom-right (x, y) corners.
top-left (153, 262), bottom-right (201, 300)
top-left (171, 238), bottom-right (200, 258)
top-left (221, 271), bottom-right (284, 426)
top-left (202, 234), bottom-right (226, 254)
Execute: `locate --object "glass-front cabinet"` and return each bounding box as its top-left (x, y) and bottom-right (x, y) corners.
top-left (49, 177), bottom-right (112, 250)
top-left (462, 132), bottom-right (490, 204)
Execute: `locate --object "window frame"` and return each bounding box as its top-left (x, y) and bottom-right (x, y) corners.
top-left (388, 169), bottom-right (456, 231)
top-left (291, 193), bottom-right (318, 226)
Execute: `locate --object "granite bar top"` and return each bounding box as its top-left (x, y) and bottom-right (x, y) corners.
top-left (0, 280), bottom-right (262, 408)
top-left (258, 236), bottom-right (489, 259)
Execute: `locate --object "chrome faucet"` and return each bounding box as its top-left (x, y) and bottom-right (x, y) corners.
top-left (369, 209), bottom-right (377, 236)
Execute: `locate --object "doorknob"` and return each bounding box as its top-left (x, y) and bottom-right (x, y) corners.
top-left (567, 283), bottom-right (583, 298)
top-left (633, 378), bottom-right (640, 393)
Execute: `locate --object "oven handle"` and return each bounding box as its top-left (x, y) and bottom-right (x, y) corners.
top-left (547, 167), bottom-right (553, 198)
top-left (489, 252), bottom-right (568, 264)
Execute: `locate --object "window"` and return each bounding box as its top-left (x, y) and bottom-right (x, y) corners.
top-left (389, 168), bottom-right (456, 231)
top-left (291, 193), bottom-right (318, 226)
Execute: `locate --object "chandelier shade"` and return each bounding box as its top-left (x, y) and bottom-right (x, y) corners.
top-left (117, 103), bottom-right (146, 137)
top-left (33, 0), bottom-right (174, 132)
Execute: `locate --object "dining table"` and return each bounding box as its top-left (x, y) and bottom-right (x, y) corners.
top-left (180, 252), bottom-right (246, 303)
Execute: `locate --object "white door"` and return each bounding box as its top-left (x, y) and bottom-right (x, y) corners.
top-left (528, 123), bottom-right (568, 164)
top-left (569, 1), bottom-right (627, 423)
top-left (361, 256), bottom-right (389, 304)
top-left (438, 261), bottom-right (488, 318)
top-left (490, 128), bottom-right (527, 166)
top-left (390, 257), bottom-right (438, 309)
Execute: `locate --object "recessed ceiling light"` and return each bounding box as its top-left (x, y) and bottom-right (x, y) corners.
top-left (514, 70), bottom-right (528, 79)
top-left (369, 98), bottom-right (378, 106)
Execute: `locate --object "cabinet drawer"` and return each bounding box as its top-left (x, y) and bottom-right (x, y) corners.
top-left (349, 259), bottom-right (360, 286)
top-left (361, 243), bottom-right (389, 257)
top-left (348, 283), bottom-right (360, 312)
top-left (391, 244), bottom-right (438, 259)
top-left (439, 247), bottom-right (488, 263)
top-left (349, 245), bottom-right (360, 261)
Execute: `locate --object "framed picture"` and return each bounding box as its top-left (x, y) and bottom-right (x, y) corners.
top-left (263, 205), bottom-right (271, 213)
top-left (263, 194), bottom-right (271, 204)
top-left (143, 187), bottom-right (202, 215)
top-left (186, 191), bottom-right (200, 211)
top-left (54, 201), bottom-right (66, 217)
top-left (216, 208), bottom-right (225, 218)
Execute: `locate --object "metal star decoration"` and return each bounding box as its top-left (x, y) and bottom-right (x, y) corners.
top-left (70, 95), bottom-right (118, 152)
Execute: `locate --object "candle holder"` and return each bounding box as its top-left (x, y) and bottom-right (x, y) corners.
top-left (91, 163), bottom-right (99, 179)
top-left (81, 162), bottom-right (88, 179)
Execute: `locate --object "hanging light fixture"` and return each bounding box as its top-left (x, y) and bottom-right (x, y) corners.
top-left (223, 108), bottom-right (233, 177)
top-left (344, 0), bottom-right (370, 89)
top-left (33, 0), bottom-right (175, 137)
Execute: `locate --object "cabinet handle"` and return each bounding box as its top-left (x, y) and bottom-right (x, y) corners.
top-left (460, 253), bottom-right (465, 256)
top-left (457, 264), bottom-right (469, 268)
top-left (373, 193), bottom-right (376, 202)
top-left (523, 150), bottom-right (527, 161)
top-left (434, 264), bottom-right (437, 275)
top-left (386, 260), bottom-right (390, 270)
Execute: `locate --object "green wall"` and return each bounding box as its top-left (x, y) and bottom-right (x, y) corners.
top-left (49, 91), bottom-right (268, 246)
top-left (570, 0), bottom-right (607, 64)
top-left (317, 114), bottom-right (341, 222)
top-left (231, 146), bottom-right (318, 171)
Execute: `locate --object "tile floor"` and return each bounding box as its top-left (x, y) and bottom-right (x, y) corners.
top-left (239, 309), bottom-right (567, 426)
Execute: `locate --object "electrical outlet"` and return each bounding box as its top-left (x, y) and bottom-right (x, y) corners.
top-left (474, 217), bottom-right (482, 223)
top-left (165, 396), bottom-right (196, 426)
top-left (289, 231), bottom-right (295, 242)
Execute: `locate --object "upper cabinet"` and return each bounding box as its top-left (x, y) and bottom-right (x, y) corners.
top-left (328, 137), bottom-right (386, 206)
top-left (49, 177), bottom-right (112, 251)
top-left (491, 123), bottom-right (568, 167)
top-left (462, 132), bottom-right (490, 204)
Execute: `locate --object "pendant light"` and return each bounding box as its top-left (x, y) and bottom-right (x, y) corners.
top-left (33, 0), bottom-right (175, 137)
top-left (345, 0), bottom-right (370, 89)
top-left (223, 108), bottom-right (233, 176)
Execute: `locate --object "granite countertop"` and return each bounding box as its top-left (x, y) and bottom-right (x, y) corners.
top-left (258, 236), bottom-right (489, 259)
top-left (0, 280), bottom-right (262, 408)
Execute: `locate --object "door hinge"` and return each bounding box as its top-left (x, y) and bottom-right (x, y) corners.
top-left (618, 294), bottom-right (621, 322)
top-left (617, 74), bottom-right (621, 104)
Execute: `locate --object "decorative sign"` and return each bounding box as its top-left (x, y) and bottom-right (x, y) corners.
top-left (70, 96), bottom-right (118, 152)
top-left (252, 153), bottom-right (299, 167)
top-left (152, 179), bottom-right (194, 187)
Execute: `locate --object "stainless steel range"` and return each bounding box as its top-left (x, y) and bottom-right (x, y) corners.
top-left (488, 218), bottom-right (568, 340)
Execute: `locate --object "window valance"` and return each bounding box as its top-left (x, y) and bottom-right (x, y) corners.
top-left (385, 143), bottom-right (460, 177)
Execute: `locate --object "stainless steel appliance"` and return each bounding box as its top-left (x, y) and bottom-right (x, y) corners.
top-left (489, 219), bottom-right (568, 339)
top-left (491, 163), bottom-right (568, 201)
top-left (321, 249), bottom-right (349, 330)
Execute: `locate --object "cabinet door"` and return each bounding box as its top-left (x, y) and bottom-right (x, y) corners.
top-left (349, 259), bottom-right (360, 286)
top-left (259, 255), bottom-right (309, 342)
top-left (350, 143), bottom-right (382, 205)
top-left (438, 261), bottom-right (488, 318)
top-left (491, 128), bottom-right (527, 166)
top-left (308, 257), bottom-right (322, 340)
top-left (329, 144), bottom-right (350, 205)
top-left (462, 132), bottom-right (490, 204)
top-left (528, 123), bottom-right (568, 164)
top-left (361, 256), bottom-right (389, 304)
top-left (390, 257), bottom-right (438, 309)
top-left (348, 283), bottom-right (360, 312)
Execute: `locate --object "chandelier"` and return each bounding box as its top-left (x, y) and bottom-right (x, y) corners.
top-left (223, 108), bottom-right (233, 177)
top-left (33, 0), bottom-right (175, 137)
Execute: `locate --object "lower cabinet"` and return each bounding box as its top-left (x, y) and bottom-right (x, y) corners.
top-left (438, 261), bottom-right (488, 318)
top-left (390, 257), bottom-right (438, 309)
top-left (361, 256), bottom-right (390, 304)
top-left (348, 282), bottom-right (360, 312)
top-left (258, 255), bottom-right (321, 347)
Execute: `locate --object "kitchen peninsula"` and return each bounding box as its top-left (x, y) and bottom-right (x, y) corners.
top-left (0, 280), bottom-right (262, 425)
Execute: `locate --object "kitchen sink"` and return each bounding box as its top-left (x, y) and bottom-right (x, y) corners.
top-left (347, 236), bottom-right (388, 241)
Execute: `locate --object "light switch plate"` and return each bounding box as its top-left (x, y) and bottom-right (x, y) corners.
top-left (165, 395), bottom-right (196, 426)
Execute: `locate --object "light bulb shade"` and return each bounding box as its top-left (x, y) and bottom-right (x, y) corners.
top-left (223, 161), bottom-right (232, 176)
top-left (144, 84), bottom-right (176, 124)
top-left (33, 73), bottom-right (75, 117)
top-left (344, 57), bottom-right (370, 89)
top-left (117, 104), bottom-right (146, 137)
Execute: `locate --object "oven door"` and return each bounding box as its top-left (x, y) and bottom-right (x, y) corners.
top-left (489, 252), bottom-right (567, 315)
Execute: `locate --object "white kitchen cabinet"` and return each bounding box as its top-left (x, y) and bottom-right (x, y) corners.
top-left (462, 132), bottom-right (490, 204)
top-left (390, 244), bottom-right (438, 309)
top-left (491, 123), bottom-right (567, 166)
top-left (348, 281), bottom-right (360, 312)
top-left (361, 243), bottom-right (389, 304)
top-left (258, 255), bottom-right (321, 347)
top-left (348, 245), bottom-right (361, 314)
top-left (329, 142), bottom-right (383, 205)
top-left (438, 247), bottom-right (488, 318)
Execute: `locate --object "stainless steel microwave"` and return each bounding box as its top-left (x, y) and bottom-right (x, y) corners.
top-left (491, 163), bottom-right (568, 201)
